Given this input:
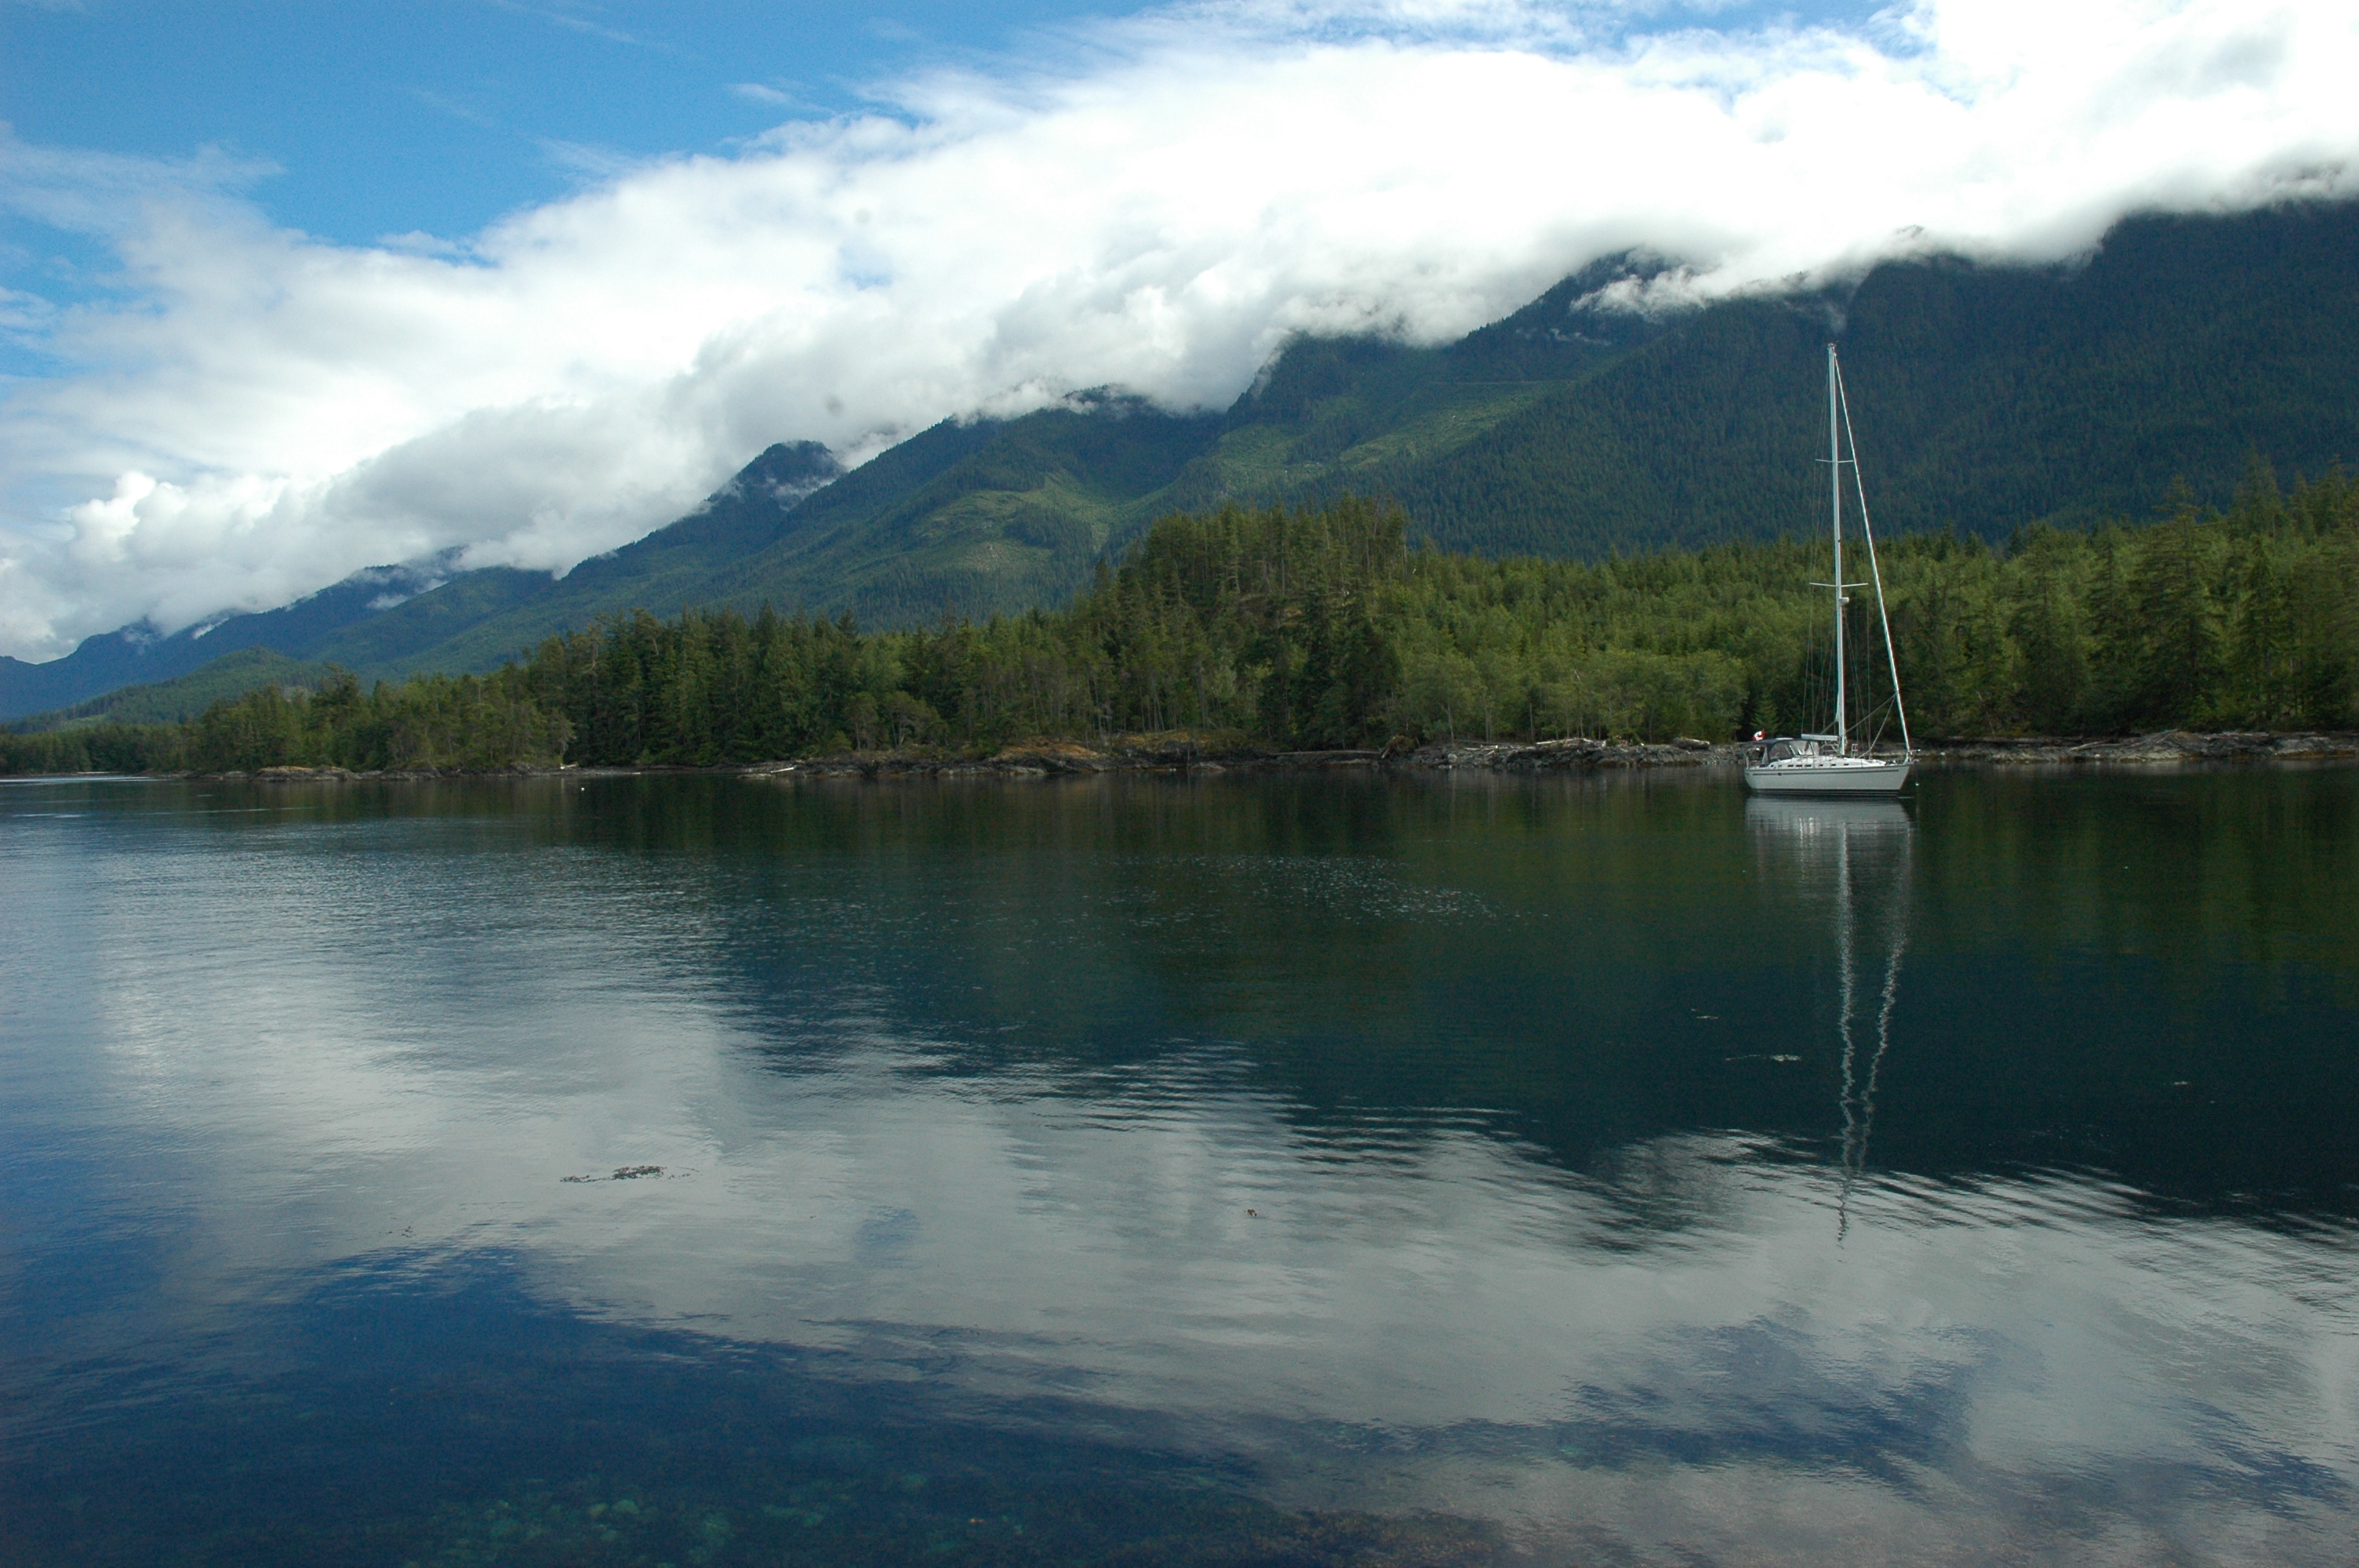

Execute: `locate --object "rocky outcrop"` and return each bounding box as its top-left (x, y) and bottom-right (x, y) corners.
top-left (748, 735), bottom-right (1268, 779)
top-left (1398, 736), bottom-right (1726, 771)
top-left (213, 762), bottom-right (557, 781)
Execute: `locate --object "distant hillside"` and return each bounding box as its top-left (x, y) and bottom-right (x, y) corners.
top-left (0, 444), bottom-right (838, 717)
top-left (0, 557), bottom-right (456, 720)
top-left (7, 199), bottom-right (2355, 720)
top-left (7, 646), bottom-right (332, 731)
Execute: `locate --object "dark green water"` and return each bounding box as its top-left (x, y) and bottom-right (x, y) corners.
top-left (2, 766), bottom-right (2354, 1566)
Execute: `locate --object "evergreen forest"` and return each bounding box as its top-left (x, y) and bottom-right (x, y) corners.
top-left (7, 463), bottom-right (2357, 778)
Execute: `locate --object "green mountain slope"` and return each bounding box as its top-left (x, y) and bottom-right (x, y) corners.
top-left (7, 646), bottom-right (333, 731)
top-left (1367, 203), bottom-right (2359, 554)
top-left (695, 395), bottom-right (1225, 627)
top-left (265, 255), bottom-right (1684, 673)
top-left (308, 441), bottom-right (845, 676)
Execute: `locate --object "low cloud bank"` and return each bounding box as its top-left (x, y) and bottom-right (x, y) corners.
top-left (2, 0), bottom-right (2353, 658)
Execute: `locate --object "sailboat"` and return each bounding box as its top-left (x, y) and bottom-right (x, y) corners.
top-left (1743, 346), bottom-right (1914, 797)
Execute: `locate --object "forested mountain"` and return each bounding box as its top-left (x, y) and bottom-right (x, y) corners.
top-left (0, 442), bottom-right (843, 717)
top-left (1380, 203), bottom-right (2359, 555)
top-left (11, 647), bottom-right (333, 731)
top-left (6, 199), bottom-right (2355, 720)
top-left (0, 556), bottom-right (464, 719)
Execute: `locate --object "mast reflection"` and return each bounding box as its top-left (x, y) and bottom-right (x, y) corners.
top-left (1746, 796), bottom-right (1916, 1236)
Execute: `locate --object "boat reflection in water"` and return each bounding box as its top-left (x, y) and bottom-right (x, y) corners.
top-left (1745, 794), bottom-right (1914, 1234)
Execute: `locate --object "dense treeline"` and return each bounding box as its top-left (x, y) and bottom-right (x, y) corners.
top-left (514, 466), bottom-right (2359, 763)
top-left (5, 466), bottom-right (2357, 776)
top-left (0, 669), bottom-right (569, 775)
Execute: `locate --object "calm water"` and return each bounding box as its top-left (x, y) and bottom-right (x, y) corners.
top-left (3, 766), bottom-right (2355, 1566)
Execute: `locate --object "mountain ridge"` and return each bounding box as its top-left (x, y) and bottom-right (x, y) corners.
top-left (7, 199), bottom-right (2355, 720)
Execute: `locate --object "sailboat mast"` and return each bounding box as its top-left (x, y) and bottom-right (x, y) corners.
top-left (1828, 344), bottom-right (1846, 755)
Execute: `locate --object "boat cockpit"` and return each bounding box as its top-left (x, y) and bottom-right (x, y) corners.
top-left (1747, 734), bottom-right (1842, 764)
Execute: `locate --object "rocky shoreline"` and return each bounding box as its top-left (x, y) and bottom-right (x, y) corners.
top-left (747, 728), bottom-right (2359, 778)
top-left (175, 728), bottom-right (2358, 783)
top-left (1911, 730), bottom-right (2359, 765)
top-left (747, 733), bottom-right (1728, 779)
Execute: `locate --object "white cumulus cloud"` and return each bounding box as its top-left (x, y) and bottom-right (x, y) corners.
top-left (1, 0), bottom-right (2354, 659)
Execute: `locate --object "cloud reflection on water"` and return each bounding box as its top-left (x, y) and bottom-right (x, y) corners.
top-left (4, 774), bottom-right (2355, 1563)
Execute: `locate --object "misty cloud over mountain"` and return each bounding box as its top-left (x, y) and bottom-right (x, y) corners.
top-left (2, 0), bottom-right (2353, 659)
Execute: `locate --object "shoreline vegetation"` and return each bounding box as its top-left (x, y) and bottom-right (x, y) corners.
top-left (6, 470), bottom-right (2357, 782)
top-left (25, 727), bottom-right (2354, 785)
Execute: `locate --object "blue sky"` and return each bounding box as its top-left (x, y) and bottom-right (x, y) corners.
top-left (0, 0), bottom-right (1173, 336)
top-left (2, 2), bottom-right (1169, 246)
top-left (0, 0), bottom-right (2346, 657)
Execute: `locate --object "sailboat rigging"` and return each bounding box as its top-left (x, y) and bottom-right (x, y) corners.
top-left (1743, 346), bottom-right (1914, 797)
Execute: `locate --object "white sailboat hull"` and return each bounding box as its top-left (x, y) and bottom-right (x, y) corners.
top-left (1743, 757), bottom-right (1913, 796)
